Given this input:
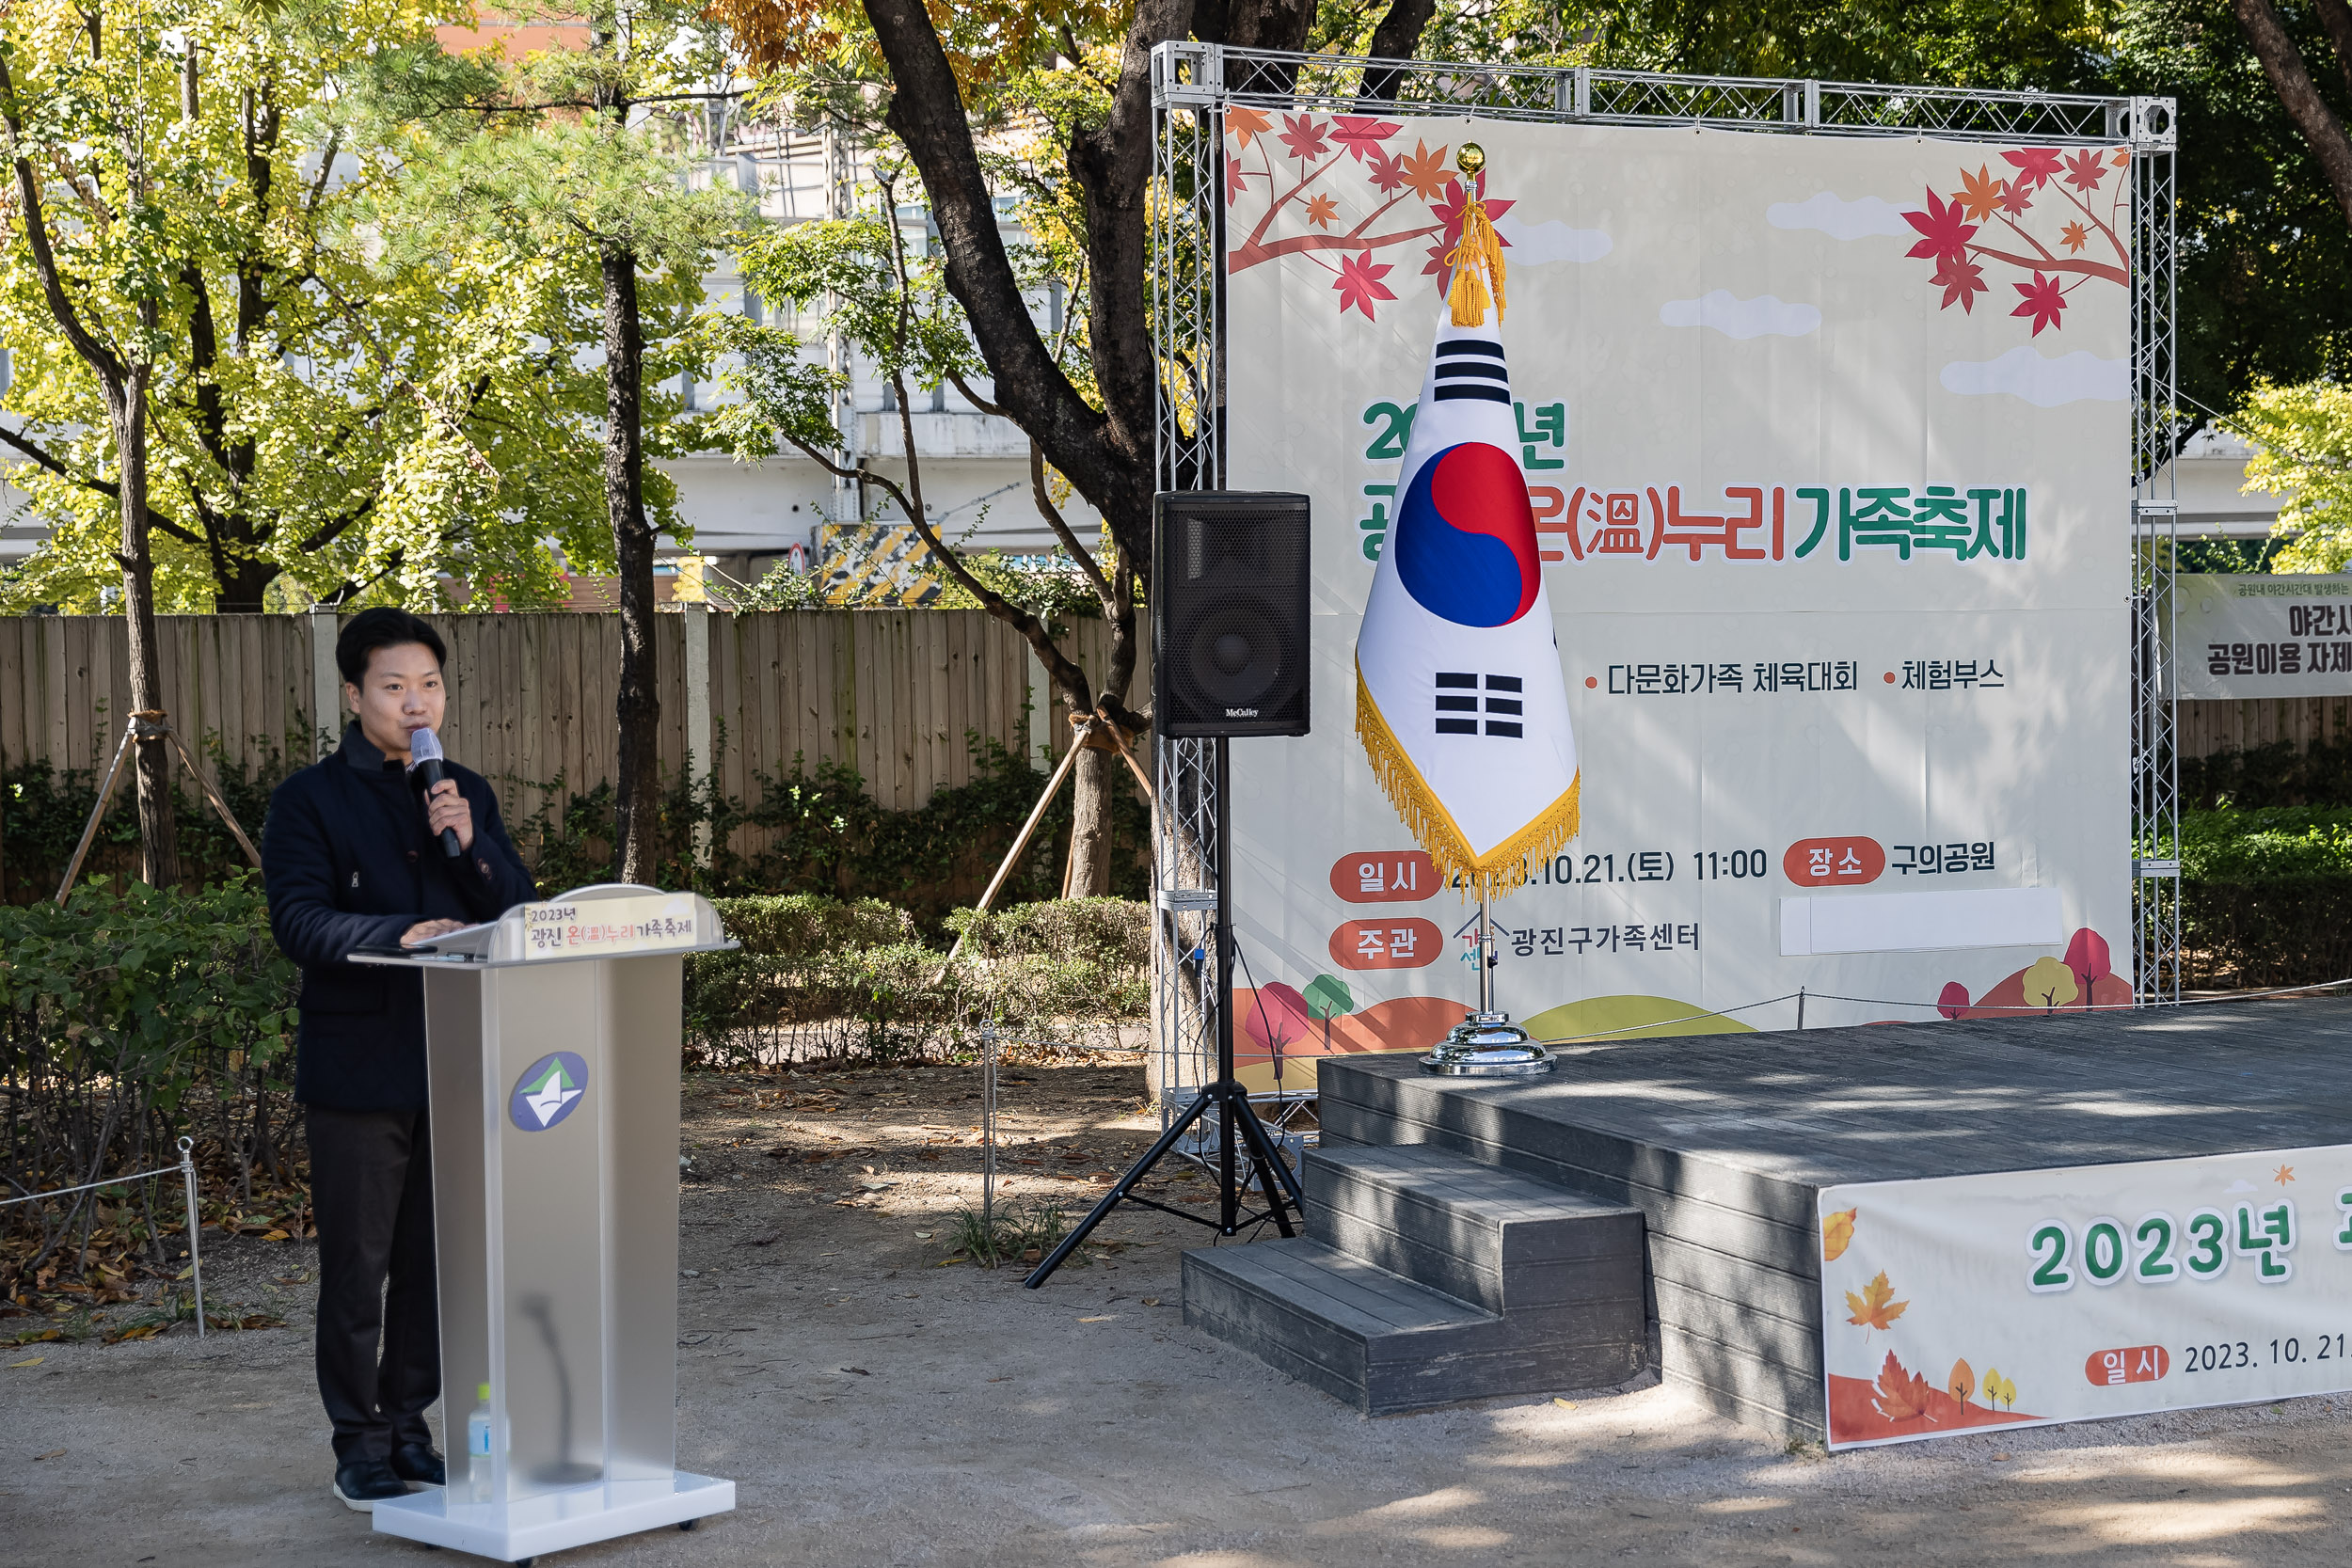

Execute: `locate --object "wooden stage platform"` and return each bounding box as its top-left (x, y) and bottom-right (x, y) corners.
top-left (1184, 999), bottom-right (2352, 1436)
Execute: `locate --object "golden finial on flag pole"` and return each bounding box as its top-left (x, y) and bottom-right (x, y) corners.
top-left (1444, 142), bottom-right (1506, 325)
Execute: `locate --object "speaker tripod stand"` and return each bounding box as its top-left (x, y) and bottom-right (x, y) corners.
top-left (1025, 737), bottom-right (1303, 1288)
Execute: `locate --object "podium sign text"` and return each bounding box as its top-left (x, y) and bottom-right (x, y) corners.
top-left (522, 893), bottom-right (702, 960)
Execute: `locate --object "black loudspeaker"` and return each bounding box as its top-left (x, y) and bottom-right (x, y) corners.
top-left (1152, 491), bottom-right (1311, 738)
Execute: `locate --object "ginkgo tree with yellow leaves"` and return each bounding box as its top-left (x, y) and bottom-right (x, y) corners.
top-left (0, 2), bottom-right (639, 618)
top-left (2237, 380), bottom-right (2352, 573)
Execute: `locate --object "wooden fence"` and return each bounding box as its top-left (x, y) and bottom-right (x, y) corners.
top-left (2172, 696), bottom-right (2352, 761)
top-left (0, 610), bottom-right (1149, 859)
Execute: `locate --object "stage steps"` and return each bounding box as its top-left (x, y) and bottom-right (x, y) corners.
top-left (1181, 1144), bottom-right (1649, 1414)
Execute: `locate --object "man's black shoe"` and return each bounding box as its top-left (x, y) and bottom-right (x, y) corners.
top-left (390, 1444), bottom-right (447, 1486)
top-left (333, 1458), bottom-right (411, 1513)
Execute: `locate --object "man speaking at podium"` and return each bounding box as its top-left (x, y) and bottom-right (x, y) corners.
top-left (262, 608), bottom-right (536, 1513)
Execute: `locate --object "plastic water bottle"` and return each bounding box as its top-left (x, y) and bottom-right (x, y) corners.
top-left (468, 1384), bottom-right (493, 1501)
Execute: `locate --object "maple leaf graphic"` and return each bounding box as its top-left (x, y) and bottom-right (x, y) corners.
top-left (1328, 116), bottom-right (1402, 161)
top-left (1427, 180), bottom-right (1515, 243)
top-left (1956, 165), bottom-right (2007, 224)
top-left (1845, 1270), bottom-right (1909, 1332)
top-left (1822, 1208), bottom-right (1858, 1262)
top-left (1395, 139), bottom-right (1453, 202)
top-left (1931, 252), bottom-right (1987, 313)
top-left (2012, 270), bottom-right (2067, 336)
top-left (1278, 113), bottom-right (1329, 165)
top-left (1224, 158), bottom-right (1249, 207)
top-left (1227, 104), bottom-right (1271, 150)
top-left (2112, 148), bottom-right (2132, 167)
top-left (1334, 250), bottom-right (1396, 320)
top-left (1364, 146), bottom-right (1405, 195)
top-left (1304, 194), bottom-right (1338, 230)
top-left (2060, 219), bottom-right (2090, 253)
top-left (2001, 147), bottom-right (2063, 193)
top-left (1871, 1351), bottom-right (1932, 1423)
top-left (2061, 149), bottom-right (2108, 194)
top-left (1997, 181), bottom-right (2032, 217)
top-left (1903, 186), bottom-right (1977, 263)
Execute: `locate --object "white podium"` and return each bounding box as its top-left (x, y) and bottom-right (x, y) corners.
top-left (355, 884), bottom-right (738, 1563)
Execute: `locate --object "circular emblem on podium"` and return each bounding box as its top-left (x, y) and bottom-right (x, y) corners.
top-left (510, 1051), bottom-right (589, 1132)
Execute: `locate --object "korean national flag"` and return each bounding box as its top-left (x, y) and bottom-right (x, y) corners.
top-left (1355, 309), bottom-right (1580, 893)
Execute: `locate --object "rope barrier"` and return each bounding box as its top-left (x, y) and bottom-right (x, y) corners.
top-left (1, 1136), bottom-right (206, 1338)
top-left (1528, 976), bottom-right (2352, 1044)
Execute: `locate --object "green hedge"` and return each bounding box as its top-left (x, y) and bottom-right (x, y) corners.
top-left (6, 736), bottom-right (1148, 924)
top-left (684, 895), bottom-right (1150, 1067)
top-left (0, 877), bottom-right (301, 1289)
top-left (2161, 807), bottom-right (2352, 989)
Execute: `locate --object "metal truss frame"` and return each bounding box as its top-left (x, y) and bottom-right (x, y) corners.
top-left (1148, 45), bottom-right (2182, 1140)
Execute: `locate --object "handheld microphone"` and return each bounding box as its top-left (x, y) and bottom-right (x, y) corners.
top-left (406, 727), bottom-right (465, 860)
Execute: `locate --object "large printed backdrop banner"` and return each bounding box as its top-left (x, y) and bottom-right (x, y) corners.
top-left (1221, 117), bottom-right (2133, 1085)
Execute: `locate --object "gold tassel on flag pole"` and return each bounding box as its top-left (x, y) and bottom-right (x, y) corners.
top-left (1445, 143), bottom-right (1507, 327)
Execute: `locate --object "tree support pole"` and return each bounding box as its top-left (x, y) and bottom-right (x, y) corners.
top-left (53, 711), bottom-right (262, 904)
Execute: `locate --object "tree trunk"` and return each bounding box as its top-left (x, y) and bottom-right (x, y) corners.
top-left (1063, 743), bottom-right (1118, 897)
top-left (2237, 0), bottom-right (2352, 229)
top-left (603, 244), bottom-right (660, 886)
top-left (107, 365), bottom-right (181, 889)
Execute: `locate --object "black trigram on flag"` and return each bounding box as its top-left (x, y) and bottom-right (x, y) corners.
top-left (1435, 673), bottom-right (1523, 737)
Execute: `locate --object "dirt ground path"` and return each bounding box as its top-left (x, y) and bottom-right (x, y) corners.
top-left (5, 1058), bottom-right (2349, 1566)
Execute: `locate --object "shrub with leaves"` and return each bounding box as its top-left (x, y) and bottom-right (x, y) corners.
top-left (2141, 805), bottom-right (2352, 989)
top-left (685, 895), bottom-right (1150, 1068)
top-left (0, 876), bottom-right (300, 1292)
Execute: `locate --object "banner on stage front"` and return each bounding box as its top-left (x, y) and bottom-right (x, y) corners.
top-left (1818, 1147), bottom-right (2352, 1449)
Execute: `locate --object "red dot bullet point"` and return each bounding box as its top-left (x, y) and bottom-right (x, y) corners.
top-left (1883, 671), bottom-right (1896, 684)
top-left (1585, 676), bottom-right (1598, 689)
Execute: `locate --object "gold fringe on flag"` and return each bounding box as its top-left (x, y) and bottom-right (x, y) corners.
top-left (1444, 144), bottom-right (1507, 328)
top-left (1357, 665), bottom-right (1579, 897)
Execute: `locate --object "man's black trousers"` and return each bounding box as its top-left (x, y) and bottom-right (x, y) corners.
top-left (308, 1105), bottom-right (439, 1465)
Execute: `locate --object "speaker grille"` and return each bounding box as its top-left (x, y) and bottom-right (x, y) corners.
top-left (1153, 493), bottom-right (1311, 738)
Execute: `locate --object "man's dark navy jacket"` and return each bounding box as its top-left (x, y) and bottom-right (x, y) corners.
top-left (263, 722), bottom-right (537, 1111)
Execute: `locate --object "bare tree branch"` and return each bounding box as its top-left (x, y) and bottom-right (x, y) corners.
top-left (1359, 0), bottom-right (1438, 103)
top-left (861, 0), bottom-right (1156, 559)
top-left (946, 370), bottom-right (1005, 417)
top-left (2237, 0), bottom-right (2352, 228)
top-left (0, 426), bottom-right (205, 546)
top-left (0, 55), bottom-right (130, 393)
top-left (1030, 440), bottom-right (1115, 605)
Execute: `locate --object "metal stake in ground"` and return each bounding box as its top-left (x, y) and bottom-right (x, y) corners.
top-left (1025, 737), bottom-right (1301, 1289)
top-left (177, 1137), bottom-right (206, 1338)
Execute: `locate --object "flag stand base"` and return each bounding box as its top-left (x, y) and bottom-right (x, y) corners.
top-left (1420, 1009), bottom-right (1555, 1075)
top-left (1420, 886), bottom-right (1554, 1075)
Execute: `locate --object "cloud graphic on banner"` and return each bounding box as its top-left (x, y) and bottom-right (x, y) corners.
top-left (1659, 291), bottom-right (1821, 340)
top-left (2226, 1179), bottom-right (2258, 1194)
top-left (1767, 191), bottom-right (1920, 240)
top-left (1491, 213), bottom-right (1612, 264)
top-left (1939, 346), bottom-right (2127, 407)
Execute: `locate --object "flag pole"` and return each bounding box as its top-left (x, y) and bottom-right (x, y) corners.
top-left (1476, 882), bottom-right (1494, 1016)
